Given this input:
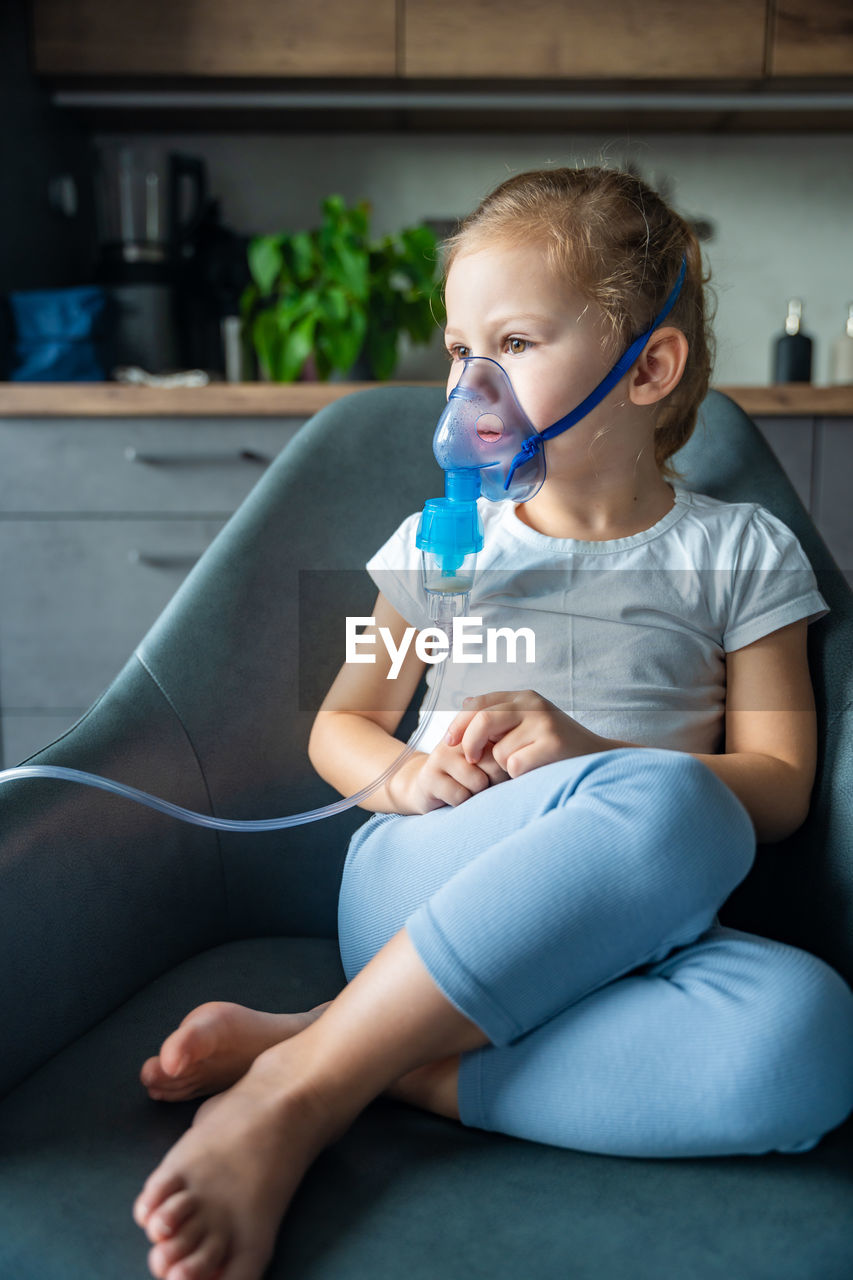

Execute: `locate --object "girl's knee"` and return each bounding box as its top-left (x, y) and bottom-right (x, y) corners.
top-left (579, 748), bottom-right (755, 883)
top-left (775, 952), bottom-right (853, 1144)
top-left (725, 943), bottom-right (853, 1152)
top-left (585, 747), bottom-right (738, 816)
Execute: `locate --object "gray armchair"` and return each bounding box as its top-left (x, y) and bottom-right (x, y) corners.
top-left (1, 388), bottom-right (850, 1279)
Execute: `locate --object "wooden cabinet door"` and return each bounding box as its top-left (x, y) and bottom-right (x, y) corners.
top-left (769, 1), bottom-right (853, 75)
top-left (404, 0), bottom-right (768, 78)
top-left (31, 0), bottom-right (397, 76)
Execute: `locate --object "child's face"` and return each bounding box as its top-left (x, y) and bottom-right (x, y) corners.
top-left (443, 240), bottom-right (616, 436)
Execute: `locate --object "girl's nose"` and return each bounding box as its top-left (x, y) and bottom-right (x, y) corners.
top-left (453, 356), bottom-right (502, 406)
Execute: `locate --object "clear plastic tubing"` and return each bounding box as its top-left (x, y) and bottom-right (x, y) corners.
top-left (0, 597), bottom-right (458, 833)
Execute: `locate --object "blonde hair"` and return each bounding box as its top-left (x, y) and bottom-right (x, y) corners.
top-left (443, 167), bottom-right (714, 477)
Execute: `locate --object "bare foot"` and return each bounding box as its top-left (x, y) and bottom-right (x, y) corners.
top-left (140, 1002), bottom-right (331, 1102)
top-left (134, 1039), bottom-right (352, 1280)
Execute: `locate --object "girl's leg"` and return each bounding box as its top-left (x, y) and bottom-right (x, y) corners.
top-left (339, 748), bottom-right (756, 1048)
top-left (134, 927), bottom-right (491, 1280)
top-left (132, 749), bottom-right (752, 1279)
top-left (144, 747), bottom-right (752, 1109)
top-left (457, 923), bottom-right (853, 1157)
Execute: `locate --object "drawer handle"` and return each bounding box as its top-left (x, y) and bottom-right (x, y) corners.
top-left (124, 447), bottom-right (271, 467)
top-left (128, 550), bottom-right (203, 569)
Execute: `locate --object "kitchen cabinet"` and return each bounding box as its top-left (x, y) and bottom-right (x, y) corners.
top-left (753, 415), bottom-right (853, 589)
top-left (811, 419), bottom-right (853, 584)
top-left (751, 417), bottom-right (815, 510)
top-left (28, 0), bottom-right (853, 95)
top-left (769, 1), bottom-right (853, 76)
top-left (0, 417), bottom-right (302, 766)
top-left (404, 0), bottom-right (767, 79)
top-left (30, 0), bottom-right (396, 77)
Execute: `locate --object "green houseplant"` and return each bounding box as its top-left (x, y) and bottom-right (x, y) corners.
top-left (241, 195), bottom-right (444, 382)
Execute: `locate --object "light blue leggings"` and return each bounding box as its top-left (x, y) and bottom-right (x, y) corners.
top-left (337, 749), bottom-right (853, 1158)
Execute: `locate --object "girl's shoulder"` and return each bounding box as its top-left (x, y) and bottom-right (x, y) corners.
top-left (367, 490), bottom-right (810, 575)
top-left (672, 488), bottom-right (809, 570)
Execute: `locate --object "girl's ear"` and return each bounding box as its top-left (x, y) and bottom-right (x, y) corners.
top-left (628, 327), bottom-right (689, 406)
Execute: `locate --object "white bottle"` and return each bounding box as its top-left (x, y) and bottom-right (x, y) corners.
top-left (829, 304), bottom-right (853, 385)
top-left (221, 315), bottom-right (244, 383)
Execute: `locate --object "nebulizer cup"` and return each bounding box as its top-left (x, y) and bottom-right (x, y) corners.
top-left (417, 470), bottom-right (482, 623)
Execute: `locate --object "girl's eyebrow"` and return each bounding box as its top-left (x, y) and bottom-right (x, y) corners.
top-left (445, 312), bottom-right (551, 339)
top-left (487, 312), bottom-right (551, 327)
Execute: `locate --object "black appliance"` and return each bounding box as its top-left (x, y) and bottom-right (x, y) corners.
top-left (94, 145), bottom-right (208, 373)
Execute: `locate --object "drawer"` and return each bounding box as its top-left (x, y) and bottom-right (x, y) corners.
top-left (0, 517), bottom-right (226, 708)
top-left (0, 419), bottom-right (301, 513)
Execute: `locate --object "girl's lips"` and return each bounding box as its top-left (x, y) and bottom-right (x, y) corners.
top-left (476, 412), bottom-right (504, 444)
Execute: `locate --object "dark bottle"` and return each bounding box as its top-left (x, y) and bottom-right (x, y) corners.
top-left (772, 299), bottom-right (813, 383)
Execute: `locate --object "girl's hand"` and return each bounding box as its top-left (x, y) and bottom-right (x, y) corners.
top-left (387, 740), bottom-right (509, 815)
top-left (446, 690), bottom-right (606, 779)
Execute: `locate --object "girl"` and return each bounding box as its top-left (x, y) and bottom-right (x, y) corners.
top-left (133, 167), bottom-right (853, 1280)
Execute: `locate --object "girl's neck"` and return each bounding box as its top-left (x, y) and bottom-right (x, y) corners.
top-left (515, 467), bottom-right (676, 542)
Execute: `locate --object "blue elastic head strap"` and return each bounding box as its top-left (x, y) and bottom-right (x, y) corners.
top-left (504, 253), bottom-right (688, 491)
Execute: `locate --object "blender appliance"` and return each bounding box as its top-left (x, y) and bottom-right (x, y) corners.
top-left (94, 145), bottom-right (208, 374)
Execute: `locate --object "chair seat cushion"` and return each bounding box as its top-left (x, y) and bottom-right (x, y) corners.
top-left (1, 936), bottom-right (850, 1279)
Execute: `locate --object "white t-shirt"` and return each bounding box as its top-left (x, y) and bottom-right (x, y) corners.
top-left (366, 487), bottom-right (828, 756)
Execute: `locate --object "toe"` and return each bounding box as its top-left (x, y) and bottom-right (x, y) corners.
top-left (160, 1004), bottom-right (227, 1077)
top-left (148, 1189), bottom-right (198, 1241)
top-left (148, 1213), bottom-right (206, 1276)
top-left (167, 1229), bottom-right (229, 1280)
top-left (134, 1170), bottom-right (187, 1229)
top-left (141, 1055), bottom-right (174, 1090)
top-left (145, 1069), bottom-right (207, 1103)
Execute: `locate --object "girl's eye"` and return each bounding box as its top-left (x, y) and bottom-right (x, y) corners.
top-left (506, 337), bottom-right (529, 355)
top-left (447, 344), bottom-right (470, 361)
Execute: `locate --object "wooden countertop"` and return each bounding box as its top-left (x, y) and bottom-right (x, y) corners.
top-left (1, 381), bottom-right (852, 418)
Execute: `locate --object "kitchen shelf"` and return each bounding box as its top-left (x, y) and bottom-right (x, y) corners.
top-left (1, 383), bottom-right (852, 419)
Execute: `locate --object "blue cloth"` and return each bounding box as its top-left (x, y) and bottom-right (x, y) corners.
top-left (9, 286), bottom-right (109, 381)
top-left (338, 749), bottom-right (853, 1158)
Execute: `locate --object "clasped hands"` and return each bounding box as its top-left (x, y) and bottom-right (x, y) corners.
top-left (389, 689), bottom-right (608, 815)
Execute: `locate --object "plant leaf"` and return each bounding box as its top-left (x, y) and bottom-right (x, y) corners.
top-left (239, 282), bottom-right (259, 321)
top-left (275, 313), bottom-right (317, 382)
top-left (289, 231), bottom-right (316, 283)
top-left (332, 243), bottom-right (370, 301)
top-left (251, 309), bottom-right (282, 379)
top-left (366, 322), bottom-right (398, 380)
top-left (315, 302), bottom-right (367, 377)
top-left (248, 235), bottom-right (284, 296)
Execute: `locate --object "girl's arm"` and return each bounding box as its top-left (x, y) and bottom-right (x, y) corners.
top-left (450, 618), bottom-right (816, 845)
top-left (691, 616), bottom-right (817, 844)
top-left (308, 591), bottom-right (503, 814)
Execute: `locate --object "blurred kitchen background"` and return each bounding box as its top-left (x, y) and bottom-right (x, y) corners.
top-left (1, 0), bottom-right (852, 765)
top-left (2, 0), bottom-right (853, 384)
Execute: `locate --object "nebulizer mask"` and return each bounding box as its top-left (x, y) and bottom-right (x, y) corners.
top-left (415, 354), bottom-right (546, 626)
top-left (0, 258), bottom-right (686, 830)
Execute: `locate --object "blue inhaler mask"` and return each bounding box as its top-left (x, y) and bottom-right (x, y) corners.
top-left (415, 356), bottom-right (545, 619)
top-left (416, 254), bottom-right (687, 615)
top-left (434, 355), bottom-right (547, 504)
